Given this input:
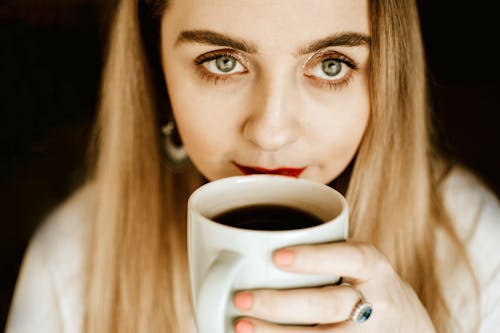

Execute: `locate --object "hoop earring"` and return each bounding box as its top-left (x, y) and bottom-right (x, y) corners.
top-left (161, 120), bottom-right (189, 171)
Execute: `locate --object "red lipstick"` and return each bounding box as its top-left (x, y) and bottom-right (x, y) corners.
top-left (234, 163), bottom-right (305, 178)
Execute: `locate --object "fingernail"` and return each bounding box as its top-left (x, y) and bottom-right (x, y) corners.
top-left (234, 291), bottom-right (253, 310)
top-left (234, 319), bottom-right (254, 333)
top-left (274, 249), bottom-right (294, 266)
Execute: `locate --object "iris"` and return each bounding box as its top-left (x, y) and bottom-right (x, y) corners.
top-left (215, 56), bottom-right (237, 73)
top-left (322, 59), bottom-right (341, 76)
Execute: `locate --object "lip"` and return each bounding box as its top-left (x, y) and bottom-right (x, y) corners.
top-left (234, 162), bottom-right (305, 178)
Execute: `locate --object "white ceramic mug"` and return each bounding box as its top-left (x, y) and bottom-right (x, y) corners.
top-left (188, 175), bottom-right (348, 333)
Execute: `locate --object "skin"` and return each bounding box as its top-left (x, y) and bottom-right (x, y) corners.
top-left (160, 0), bottom-right (370, 184)
top-left (160, 1), bottom-right (436, 332)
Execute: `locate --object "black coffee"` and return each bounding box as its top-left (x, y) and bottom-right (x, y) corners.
top-left (212, 204), bottom-right (323, 231)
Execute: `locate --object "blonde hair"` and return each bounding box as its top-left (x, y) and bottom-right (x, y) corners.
top-left (84, 0), bottom-right (476, 331)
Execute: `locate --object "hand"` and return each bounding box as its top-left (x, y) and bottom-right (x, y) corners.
top-left (232, 241), bottom-right (436, 333)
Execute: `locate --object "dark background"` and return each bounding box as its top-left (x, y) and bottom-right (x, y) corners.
top-left (1, 0), bottom-right (499, 330)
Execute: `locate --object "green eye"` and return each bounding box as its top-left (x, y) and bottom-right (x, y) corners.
top-left (215, 56), bottom-right (237, 73)
top-left (322, 59), bottom-right (342, 77)
top-left (304, 52), bottom-right (357, 90)
top-left (198, 51), bottom-right (247, 78)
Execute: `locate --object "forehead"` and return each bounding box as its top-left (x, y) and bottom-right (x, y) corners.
top-left (162, 0), bottom-right (370, 49)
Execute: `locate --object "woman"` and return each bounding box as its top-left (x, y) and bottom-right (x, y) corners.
top-left (6, 0), bottom-right (500, 332)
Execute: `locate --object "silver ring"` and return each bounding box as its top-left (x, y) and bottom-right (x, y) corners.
top-left (340, 282), bottom-right (373, 323)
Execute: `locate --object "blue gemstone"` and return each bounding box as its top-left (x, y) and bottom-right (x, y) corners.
top-left (358, 306), bottom-right (372, 322)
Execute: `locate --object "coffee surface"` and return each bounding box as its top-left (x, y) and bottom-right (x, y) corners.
top-left (212, 204), bottom-right (323, 231)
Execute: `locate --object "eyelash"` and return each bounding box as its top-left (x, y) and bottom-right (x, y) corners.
top-left (193, 49), bottom-right (358, 90)
top-left (193, 50), bottom-right (246, 85)
top-left (304, 53), bottom-right (358, 91)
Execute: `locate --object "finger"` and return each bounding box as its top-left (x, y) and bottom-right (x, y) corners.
top-left (234, 317), bottom-right (355, 333)
top-left (233, 285), bottom-right (359, 325)
top-left (273, 241), bottom-right (390, 282)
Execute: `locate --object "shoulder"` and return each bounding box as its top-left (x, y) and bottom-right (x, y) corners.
top-left (440, 165), bottom-right (499, 239)
top-left (439, 166), bottom-right (500, 332)
top-left (23, 182), bottom-right (95, 285)
top-left (439, 165), bottom-right (500, 266)
top-left (5, 183), bottom-right (95, 333)
top-left (31, 182), bottom-right (94, 265)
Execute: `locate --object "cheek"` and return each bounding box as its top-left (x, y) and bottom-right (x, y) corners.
top-left (171, 97), bottom-right (226, 159)
top-left (330, 97), bottom-right (369, 149)
top-left (165, 71), bottom-right (243, 164)
top-left (311, 85), bottom-right (370, 178)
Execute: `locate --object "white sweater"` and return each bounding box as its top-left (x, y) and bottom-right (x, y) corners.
top-left (5, 167), bottom-right (500, 332)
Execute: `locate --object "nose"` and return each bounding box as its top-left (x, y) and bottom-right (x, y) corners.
top-left (242, 78), bottom-right (300, 151)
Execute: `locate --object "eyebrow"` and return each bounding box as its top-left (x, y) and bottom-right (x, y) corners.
top-left (176, 30), bottom-right (370, 55)
top-left (176, 30), bottom-right (258, 53)
top-left (297, 32), bottom-right (371, 55)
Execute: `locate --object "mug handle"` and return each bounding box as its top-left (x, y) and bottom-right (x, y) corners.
top-left (196, 250), bottom-right (243, 333)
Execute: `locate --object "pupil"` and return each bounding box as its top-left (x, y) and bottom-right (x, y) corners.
top-left (216, 56), bottom-right (236, 72)
top-left (322, 59), bottom-right (341, 76)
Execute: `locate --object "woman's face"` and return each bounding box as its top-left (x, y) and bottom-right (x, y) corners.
top-left (160, 0), bottom-right (370, 183)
